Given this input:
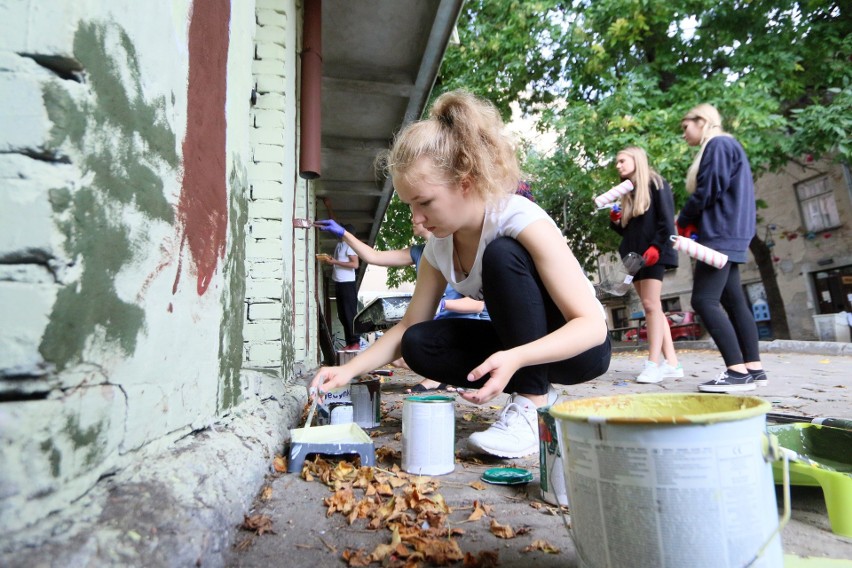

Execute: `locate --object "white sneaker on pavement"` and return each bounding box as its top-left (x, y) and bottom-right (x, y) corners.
top-left (636, 360), bottom-right (664, 384)
top-left (660, 361), bottom-right (684, 378)
top-left (467, 387), bottom-right (558, 458)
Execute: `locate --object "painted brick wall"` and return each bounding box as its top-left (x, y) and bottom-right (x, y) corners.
top-left (0, 0), bottom-right (257, 533)
top-left (247, 0), bottom-right (318, 376)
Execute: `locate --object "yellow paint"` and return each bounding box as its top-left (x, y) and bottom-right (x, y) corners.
top-left (549, 393), bottom-right (770, 425)
top-left (290, 422), bottom-right (372, 444)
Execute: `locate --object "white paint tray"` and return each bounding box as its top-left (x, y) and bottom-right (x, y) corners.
top-left (287, 422), bottom-right (375, 473)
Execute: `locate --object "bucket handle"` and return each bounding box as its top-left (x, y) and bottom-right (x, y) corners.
top-left (741, 433), bottom-right (791, 568)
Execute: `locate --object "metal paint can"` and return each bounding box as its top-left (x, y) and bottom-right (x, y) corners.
top-left (351, 376), bottom-right (381, 428)
top-left (336, 349), bottom-right (359, 366)
top-left (550, 394), bottom-right (783, 568)
top-left (328, 402), bottom-right (354, 425)
top-left (317, 386), bottom-right (351, 426)
top-left (401, 395), bottom-right (455, 475)
top-left (537, 406), bottom-right (568, 506)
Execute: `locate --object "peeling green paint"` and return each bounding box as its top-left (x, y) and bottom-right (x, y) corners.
top-left (281, 278), bottom-right (295, 378)
top-left (64, 415), bottom-right (105, 467)
top-left (40, 22), bottom-right (179, 370)
top-left (40, 440), bottom-right (61, 478)
top-left (218, 161), bottom-right (248, 411)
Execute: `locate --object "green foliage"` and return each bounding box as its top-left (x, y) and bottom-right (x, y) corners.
top-left (375, 194), bottom-right (418, 287)
top-left (377, 0), bottom-right (851, 276)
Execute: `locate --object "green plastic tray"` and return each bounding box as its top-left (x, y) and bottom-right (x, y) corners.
top-left (768, 423), bottom-right (852, 537)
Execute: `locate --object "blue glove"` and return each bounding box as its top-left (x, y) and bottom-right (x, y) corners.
top-left (314, 219), bottom-right (345, 238)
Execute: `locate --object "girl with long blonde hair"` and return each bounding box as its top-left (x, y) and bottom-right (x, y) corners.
top-left (609, 146), bottom-right (680, 383)
top-left (678, 103), bottom-right (766, 392)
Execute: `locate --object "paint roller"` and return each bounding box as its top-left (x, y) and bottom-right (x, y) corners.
top-left (594, 180), bottom-right (634, 209)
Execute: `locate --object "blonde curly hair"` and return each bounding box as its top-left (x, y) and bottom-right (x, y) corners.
top-left (381, 90), bottom-right (520, 202)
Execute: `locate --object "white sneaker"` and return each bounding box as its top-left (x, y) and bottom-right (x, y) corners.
top-left (636, 360), bottom-right (664, 384)
top-left (468, 388), bottom-right (557, 458)
top-left (660, 362), bottom-right (684, 378)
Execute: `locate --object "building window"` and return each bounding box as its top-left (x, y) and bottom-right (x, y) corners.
top-left (662, 297), bottom-right (682, 313)
top-left (796, 175), bottom-right (840, 232)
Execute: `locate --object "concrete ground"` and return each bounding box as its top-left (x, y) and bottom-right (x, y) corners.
top-left (225, 344), bottom-right (852, 567)
top-left (2, 341), bottom-right (851, 567)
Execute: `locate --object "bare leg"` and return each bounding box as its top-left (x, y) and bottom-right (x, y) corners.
top-left (635, 279), bottom-right (676, 365)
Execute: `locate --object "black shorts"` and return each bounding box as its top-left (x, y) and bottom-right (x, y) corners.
top-left (633, 263), bottom-right (672, 282)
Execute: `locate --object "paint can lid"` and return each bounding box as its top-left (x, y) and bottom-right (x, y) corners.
top-left (404, 395), bottom-right (455, 403)
top-left (481, 467), bottom-right (533, 485)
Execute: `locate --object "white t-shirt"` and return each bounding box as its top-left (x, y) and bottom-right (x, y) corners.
top-left (332, 241), bottom-right (356, 283)
top-left (423, 195), bottom-right (604, 317)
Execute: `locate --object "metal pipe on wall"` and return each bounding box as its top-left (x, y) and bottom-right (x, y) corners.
top-left (299, 0), bottom-right (321, 179)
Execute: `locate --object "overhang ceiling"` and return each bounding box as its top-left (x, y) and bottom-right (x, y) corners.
top-left (312, 0), bottom-right (463, 281)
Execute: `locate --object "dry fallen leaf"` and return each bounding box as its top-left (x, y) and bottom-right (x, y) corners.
top-left (240, 514), bottom-right (276, 536)
top-left (342, 548), bottom-right (372, 567)
top-left (273, 455), bottom-right (287, 473)
top-left (489, 518), bottom-right (515, 539)
top-left (260, 485), bottom-right (273, 501)
top-left (469, 481), bottom-right (486, 491)
top-left (522, 539), bottom-right (560, 554)
top-left (467, 501), bottom-right (489, 522)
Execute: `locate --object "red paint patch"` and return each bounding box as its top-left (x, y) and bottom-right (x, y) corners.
top-left (176, 0), bottom-right (231, 296)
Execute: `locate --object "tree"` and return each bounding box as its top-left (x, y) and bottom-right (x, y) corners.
top-left (377, 1), bottom-right (851, 339)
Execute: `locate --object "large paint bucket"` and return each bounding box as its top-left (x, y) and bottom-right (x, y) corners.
top-left (549, 393), bottom-right (783, 568)
top-left (401, 395), bottom-right (455, 475)
top-left (537, 406), bottom-right (568, 506)
top-left (351, 376), bottom-right (381, 428)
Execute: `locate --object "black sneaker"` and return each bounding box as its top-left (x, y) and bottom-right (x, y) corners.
top-left (749, 369), bottom-right (768, 387)
top-left (698, 370), bottom-right (755, 393)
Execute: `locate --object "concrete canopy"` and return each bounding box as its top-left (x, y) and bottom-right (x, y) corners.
top-left (313, 0), bottom-right (463, 279)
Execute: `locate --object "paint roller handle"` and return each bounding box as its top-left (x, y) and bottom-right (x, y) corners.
top-left (609, 204), bottom-right (621, 223)
top-left (676, 222), bottom-right (699, 240)
top-left (813, 417), bottom-right (852, 430)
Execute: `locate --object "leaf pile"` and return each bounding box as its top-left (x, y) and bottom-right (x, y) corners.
top-left (302, 456), bottom-right (513, 567)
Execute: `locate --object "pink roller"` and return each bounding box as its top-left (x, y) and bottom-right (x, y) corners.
top-left (594, 180), bottom-right (634, 208)
top-left (670, 236), bottom-right (728, 269)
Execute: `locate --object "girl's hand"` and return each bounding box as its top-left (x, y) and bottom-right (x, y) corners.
top-left (459, 350), bottom-right (521, 405)
top-left (309, 366), bottom-right (353, 398)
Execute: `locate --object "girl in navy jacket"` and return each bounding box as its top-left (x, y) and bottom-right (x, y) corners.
top-left (677, 103), bottom-right (767, 392)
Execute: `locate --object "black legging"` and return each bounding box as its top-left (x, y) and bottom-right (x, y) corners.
top-left (691, 261), bottom-right (760, 367)
top-left (335, 281), bottom-right (358, 345)
top-left (401, 237), bottom-right (611, 395)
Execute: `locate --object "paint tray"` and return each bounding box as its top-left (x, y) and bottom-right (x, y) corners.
top-left (768, 423), bottom-right (852, 537)
top-left (287, 422), bottom-right (375, 473)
